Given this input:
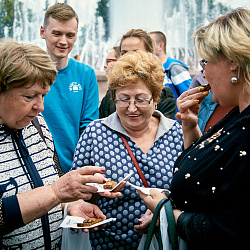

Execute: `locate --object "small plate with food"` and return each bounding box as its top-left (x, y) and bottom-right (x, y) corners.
top-left (86, 171), bottom-right (133, 192)
top-left (60, 216), bottom-right (116, 229)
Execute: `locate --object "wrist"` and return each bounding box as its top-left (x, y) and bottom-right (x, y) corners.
top-left (49, 183), bottom-right (61, 205)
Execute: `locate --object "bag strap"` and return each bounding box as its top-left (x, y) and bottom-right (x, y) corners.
top-left (119, 133), bottom-right (149, 187)
top-left (164, 200), bottom-right (179, 250)
top-left (32, 118), bottom-right (64, 177)
top-left (144, 198), bottom-right (168, 250)
top-left (145, 199), bottom-right (179, 250)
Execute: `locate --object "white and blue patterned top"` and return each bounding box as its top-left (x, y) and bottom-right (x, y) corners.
top-left (71, 111), bottom-right (183, 250)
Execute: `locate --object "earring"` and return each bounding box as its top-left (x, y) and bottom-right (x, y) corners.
top-left (231, 77), bottom-right (238, 84)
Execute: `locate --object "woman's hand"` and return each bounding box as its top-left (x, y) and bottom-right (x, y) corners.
top-left (66, 199), bottom-right (106, 233)
top-left (138, 189), bottom-right (168, 213)
top-left (134, 209), bottom-right (154, 234)
top-left (50, 166), bottom-right (107, 203)
top-left (176, 87), bottom-right (209, 128)
top-left (99, 180), bottom-right (126, 198)
top-left (176, 87), bottom-right (209, 148)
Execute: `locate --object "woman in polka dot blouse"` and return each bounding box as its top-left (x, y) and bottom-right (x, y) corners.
top-left (71, 51), bottom-right (183, 249)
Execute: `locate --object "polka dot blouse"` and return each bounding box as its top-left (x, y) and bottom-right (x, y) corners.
top-left (71, 111), bottom-right (183, 250)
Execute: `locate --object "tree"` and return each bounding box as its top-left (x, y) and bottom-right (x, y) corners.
top-left (0, 0), bottom-right (15, 38)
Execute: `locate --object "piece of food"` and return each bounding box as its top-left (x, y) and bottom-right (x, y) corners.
top-left (77, 218), bottom-right (103, 227)
top-left (103, 180), bottom-right (117, 189)
top-left (198, 84), bottom-right (211, 92)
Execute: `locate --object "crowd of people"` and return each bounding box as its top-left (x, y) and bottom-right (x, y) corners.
top-left (0, 2), bottom-right (249, 250)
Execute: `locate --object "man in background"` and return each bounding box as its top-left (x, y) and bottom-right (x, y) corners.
top-left (150, 31), bottom-right (192, 117)
top-left (40, 3), bottom-right (99, 173)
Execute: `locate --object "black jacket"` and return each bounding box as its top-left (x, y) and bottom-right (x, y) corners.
top-left (170, 106), bottom-right (250, 250)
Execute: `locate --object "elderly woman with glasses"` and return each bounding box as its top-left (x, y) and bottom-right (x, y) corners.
top-left (139, 8), bottom-right (250, 250)
top-left (71, 50), bottom-right (183, 249)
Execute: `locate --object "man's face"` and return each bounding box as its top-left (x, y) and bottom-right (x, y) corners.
top-left (120, 37), bottom-right (146, 56)
top-left (40, 16), bottom-right (78, 61)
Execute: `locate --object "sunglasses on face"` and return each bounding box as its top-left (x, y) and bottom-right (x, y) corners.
top-left (106, 58), bottom-right (117, 64)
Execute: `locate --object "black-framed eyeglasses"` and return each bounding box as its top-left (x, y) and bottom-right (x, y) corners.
top-left (199, 59), bottom-right (208, 70)
top-left (115, 97), bottom-right (153, 108)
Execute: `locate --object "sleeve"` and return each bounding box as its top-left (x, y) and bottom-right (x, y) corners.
top-left (170, 64), bottom-right (192, 95)
top-left (176, 212), bottom-right (210, 248)
top-left (157, 86), bottom-right (176, 119)
top-left (99, 90), bottom-right (116, 119)
top-left (0, 196), bottom-right (24, 236)
top-left (80, 68), bottom-right (99, 135)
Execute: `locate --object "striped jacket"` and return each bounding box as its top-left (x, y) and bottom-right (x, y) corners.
top-left (0, 114), bottom-right (62, 249)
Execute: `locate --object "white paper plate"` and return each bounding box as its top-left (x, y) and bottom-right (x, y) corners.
top-left (127, 181), bottom-right (170, 195)
top-left (60, 215), bottom-right (116, 229)
top-left (86, 171), bottom-right (133, 192)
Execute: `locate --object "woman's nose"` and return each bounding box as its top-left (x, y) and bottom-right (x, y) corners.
top-left (127, 101), bottom-right (138, 112)
top-left (33, 97), bottom-right (44, 112)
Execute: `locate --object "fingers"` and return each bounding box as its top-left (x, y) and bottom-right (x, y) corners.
top-left (177, 90), bottom-right (208, 113)
top-left (113, 180), bottom-right (126, 192)
top-left (93, 205), bottom-right (106, 220)
top-left (137, 189), bottom-right (148, 200)
top-left (75, 166), bottom-right (106, 185)
top-left (99, 191), bottom-right (122, 198)
top-left (78, 166), bottom-right (105, 176)
top-left (134, 212), bottom-right (153, 233)
top-left (150, 189), bottom-right (168, 200)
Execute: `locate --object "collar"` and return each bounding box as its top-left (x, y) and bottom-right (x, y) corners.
top-left (102, 110), bottom-right (176, 141)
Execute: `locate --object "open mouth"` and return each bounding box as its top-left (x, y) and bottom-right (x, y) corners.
top-left (127, 114), bottom-right (141, 119)
top-left (56, 46), bottom-right (68, 51)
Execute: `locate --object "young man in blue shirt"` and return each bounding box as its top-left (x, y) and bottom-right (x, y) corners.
top-left (150, 31), bottom-right (192, 118)
top-left (40, 3), bottom-right (99, 173)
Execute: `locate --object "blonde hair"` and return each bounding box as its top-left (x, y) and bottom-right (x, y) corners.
top-left (44, 3), bottom-right (79, 29)
top-left (108, 51), bottom-right (164, 102)
top-left (0, 39), bottom-right (57, 93)
top-left (193, 8), bottom-right (250, 91)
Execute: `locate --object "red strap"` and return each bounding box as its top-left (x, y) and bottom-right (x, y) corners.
top-left (120, 134), bottom-right (149, 187)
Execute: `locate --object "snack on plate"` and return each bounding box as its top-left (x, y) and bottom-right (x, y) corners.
top-left (103, 180), bottom-right (117, 189)
top-left (77, 218), bottom-right (103, 227)
top-left (198, 84), bottom-right (211, 92)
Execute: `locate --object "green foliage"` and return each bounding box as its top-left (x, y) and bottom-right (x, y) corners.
top-left (96, 0), bottom-right (109, 41)
top-left (0, 0), bottom-right (15, 37)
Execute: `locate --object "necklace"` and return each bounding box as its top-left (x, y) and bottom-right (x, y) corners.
top-left (129, 127), bottom-right (153, 145)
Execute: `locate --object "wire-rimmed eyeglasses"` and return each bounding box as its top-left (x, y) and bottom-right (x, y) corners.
top-left (115, 97), bottom-right (153, 108)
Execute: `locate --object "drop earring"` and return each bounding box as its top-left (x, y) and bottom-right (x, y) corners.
top-left (231, 76), bottom-right (238, 84)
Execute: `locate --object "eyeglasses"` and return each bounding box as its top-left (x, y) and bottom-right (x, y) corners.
top-left (106, 58), bottom-right (117, 64)
top-left (115, 97), bottom-right (153, 108)
top-left (199, 59), bottom-right (208, 70)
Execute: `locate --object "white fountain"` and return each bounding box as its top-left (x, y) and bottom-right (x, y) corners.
top-left (2, 0), bottom-right (234, 71)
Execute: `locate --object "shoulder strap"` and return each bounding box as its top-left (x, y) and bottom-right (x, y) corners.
top-left (119, 133), bottom-right (149, 187)
top-left (32, 117), bottom-right (46, 143)
top-left (31, 117), bottom-right (64, 176)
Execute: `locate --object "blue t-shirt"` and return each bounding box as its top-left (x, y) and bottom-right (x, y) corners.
top-left (43, 58), bottom-right (99, 173)
top-left (71, 111), bottom-right (183, 249)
